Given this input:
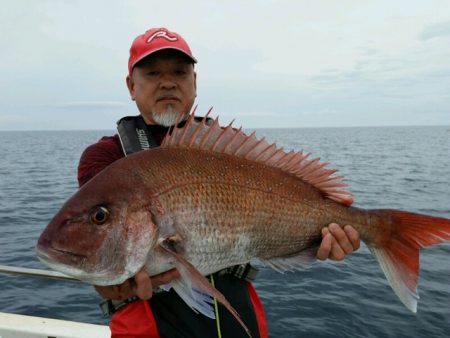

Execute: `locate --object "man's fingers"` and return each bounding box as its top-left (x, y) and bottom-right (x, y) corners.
top-left (328, 223), bottom-right (354, 255)
top-left (330, 235), bottom-right (346, 261)
top-left (317, 231), bottom-right (332, 260)
top-left (151, 268), bottom-right (180, 288)
top-left (94, 285), bottom-right (111, 299)
top-left (133, 269), bottom-right (153, 300)
top-left (344, 225), bottom-right (360, 251)
top-left (94, 280), bottom-right (133, 300)
top-left (317, 224), bottom-right (361, 261)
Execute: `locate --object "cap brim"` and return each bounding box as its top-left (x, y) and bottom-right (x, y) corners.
top-left (131, 47), bottom-right (197, 70)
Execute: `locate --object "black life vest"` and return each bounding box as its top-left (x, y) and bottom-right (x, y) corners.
top-left (108, 115), bottom-right (267, 338)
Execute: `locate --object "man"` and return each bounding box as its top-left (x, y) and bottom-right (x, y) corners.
top-left (78, 27), bottom-right (360, 338)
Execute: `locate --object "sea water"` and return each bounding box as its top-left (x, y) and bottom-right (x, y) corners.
top-left (0, 126), bottom-right (449, 337)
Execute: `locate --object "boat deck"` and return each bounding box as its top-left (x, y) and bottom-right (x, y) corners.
top-left (0, 312), bottom-right (109, 338)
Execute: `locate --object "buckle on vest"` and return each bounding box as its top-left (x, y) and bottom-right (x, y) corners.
top-left (99, 296), bottom-right (139, 317)
top-left (217, 263), bottom-right (258, 281)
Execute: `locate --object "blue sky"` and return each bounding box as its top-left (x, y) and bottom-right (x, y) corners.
top-left (1, 0), bottom-right (450, 130)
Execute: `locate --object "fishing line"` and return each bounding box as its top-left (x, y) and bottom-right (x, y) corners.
top-left (209, 274), bottom-right (223, 338)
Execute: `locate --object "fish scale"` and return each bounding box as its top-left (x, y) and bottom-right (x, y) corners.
top-left (146, 147), bottom-right (357, 271)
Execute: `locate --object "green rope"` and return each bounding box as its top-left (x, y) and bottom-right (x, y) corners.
top-left (209, 274), bottom-right (222, 338)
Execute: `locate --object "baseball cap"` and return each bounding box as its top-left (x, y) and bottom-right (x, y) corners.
top-left (128, 27), bottom-right (197, 75)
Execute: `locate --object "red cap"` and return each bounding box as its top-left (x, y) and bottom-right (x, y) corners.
top-left (128, 27), bottom-right (197, 75)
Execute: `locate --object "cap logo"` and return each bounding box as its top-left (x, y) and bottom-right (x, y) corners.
top-left (146, 30), bottom-right (178, 44)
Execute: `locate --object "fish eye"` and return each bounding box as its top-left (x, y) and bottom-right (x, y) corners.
top-left (90, 206), bottom-right (110, 225)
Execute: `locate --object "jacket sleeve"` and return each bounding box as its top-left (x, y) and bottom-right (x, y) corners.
top-left (77, 135), bottom-right (124, 187)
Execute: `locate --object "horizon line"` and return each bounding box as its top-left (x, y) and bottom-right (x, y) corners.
top-left (1, 123), bottom-right (449, 133)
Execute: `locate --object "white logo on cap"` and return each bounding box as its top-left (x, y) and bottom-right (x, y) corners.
top-left (147, 30), bottom-right (178, 44)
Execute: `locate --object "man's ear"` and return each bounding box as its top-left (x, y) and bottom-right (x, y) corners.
top-left (194, 71), bottom-right (197, 97)
top-left (126, 75), bottom-right (135, 101)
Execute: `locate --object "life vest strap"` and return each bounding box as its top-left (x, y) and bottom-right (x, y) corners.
top-left (116, 115), bottom-right (158, 155)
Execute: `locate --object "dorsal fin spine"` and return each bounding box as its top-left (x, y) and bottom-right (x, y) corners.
top-left (191, 104), bottom-right (198, 116)
top-left (254, 143), bottom-right (277, 162)
top-left (285, 154), bottom-right (303, 172)
top-left (265, 147), bottom-right (284, 166)
top-left (315, 175), bottom-right (345, 187)
top-left (188, 117), bottom-right (207, 147)
top-left (199, 117), bottom-right (219, 148)
top-left (178, 113), bottom-right (196, 146)
top-left (244, 137), bottom-right (266, 160)
top-left (163, 110), bottom-right (353, 206)
top-left (287, 152), bottom-right (301, 167)
top-left (203, 106), bottom-right (213, 120)
top-left (224, 126), bottom-right (243, 154)
top-left (232, 131), bottom-right (256, 156)
top-left (230, 134), bottom-right (248, 156)
top-left (278, 151), bottom-right (295, 167)
top-left (300, 158), bottom-right (323, 177)
top-left (296, 155), bottom-right (316, 174)
top-left (303, 163), bottom-right (331, 182)
top-left (219, 124), bottom-right (235, 152)
top-left (211, 121), bottom-right (233, 151)
top-left (312, 168), bottom-right (337, 181)
top-left (185, 108), bottom-right (213, 147)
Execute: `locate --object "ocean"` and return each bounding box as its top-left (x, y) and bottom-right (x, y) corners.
top-left (0, 126), bottom-right (449, 337)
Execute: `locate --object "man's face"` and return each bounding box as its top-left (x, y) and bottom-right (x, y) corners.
top-left (126, 50), bottom-right (197, 125)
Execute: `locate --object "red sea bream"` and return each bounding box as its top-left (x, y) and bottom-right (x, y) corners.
top-left (36, 111), bottom-right (450, 334)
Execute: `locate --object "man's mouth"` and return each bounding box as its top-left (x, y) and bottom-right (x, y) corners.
top-left (156, 95), bottom-right (181, 103)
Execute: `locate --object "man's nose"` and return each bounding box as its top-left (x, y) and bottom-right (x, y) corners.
top-left (160, 74), bottom-right (176, 89)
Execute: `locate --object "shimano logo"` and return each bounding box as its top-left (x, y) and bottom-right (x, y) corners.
top-left (147, 29), bottom-right (178, 44)
top-left (136, 128), bottom-right (150, 150)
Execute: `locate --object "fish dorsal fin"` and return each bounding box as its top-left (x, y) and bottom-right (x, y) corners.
top-left (162, 110), bottom-right (353, 206)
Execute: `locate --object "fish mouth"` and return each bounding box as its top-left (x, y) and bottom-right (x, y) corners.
top-left (36, 243), bottom-right (87, 259)
top-left (50, 247), bottom-right (87, 258)
top-left (35, 244), bottom-right (88, 275)
top-left (35, 243), bottom-right (133, 286)
top-left (35, 246), bottom-right (86, 279)
top-left (35, 245), bottom-right (126, 285)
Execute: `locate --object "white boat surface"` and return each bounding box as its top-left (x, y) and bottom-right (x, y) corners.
top-left (0, 312), bottom-right (109, 338)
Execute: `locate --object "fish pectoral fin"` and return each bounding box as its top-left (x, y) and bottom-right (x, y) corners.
top-left (158, 235), bottom-right (184, 253)
top-left (170, 278), bottom-right (214, 317)
top-left (159, 239), bottom-right (251, 337)
top-left (262, 246), bottom-right (318, 273)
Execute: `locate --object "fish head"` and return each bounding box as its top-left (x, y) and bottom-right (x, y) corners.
top-left (36, 168), bottom-right (158, 286)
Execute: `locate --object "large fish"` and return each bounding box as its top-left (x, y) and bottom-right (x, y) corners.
top-left (36, 112), bottom-right (450, 334)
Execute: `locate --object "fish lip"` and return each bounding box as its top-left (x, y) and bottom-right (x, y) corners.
top-left (50, 247), bottom-right (87, 258)
top-left (36, 244), bottom-right (87, 259)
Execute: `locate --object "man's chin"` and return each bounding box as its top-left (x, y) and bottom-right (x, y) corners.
top-left (151, 111), bottom-right (181, 127)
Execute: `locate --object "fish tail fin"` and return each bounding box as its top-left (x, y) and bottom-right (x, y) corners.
top-left (368, 209), bottom-right (450, 313)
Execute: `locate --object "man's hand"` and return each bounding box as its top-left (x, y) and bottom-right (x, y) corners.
top-left (317, 223), bottom-right (360, 261)
top-left (94, 268), bottom-right (180, 300)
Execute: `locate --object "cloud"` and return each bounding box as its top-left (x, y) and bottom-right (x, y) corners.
top-left (419, 20), bottom-right (450, 41)
top-left (39, 101), bottom-right (129, 111)
top-left (0, 114), bottom-right (27, 126)
top-left (1, 1), bottom-right (450, 130)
